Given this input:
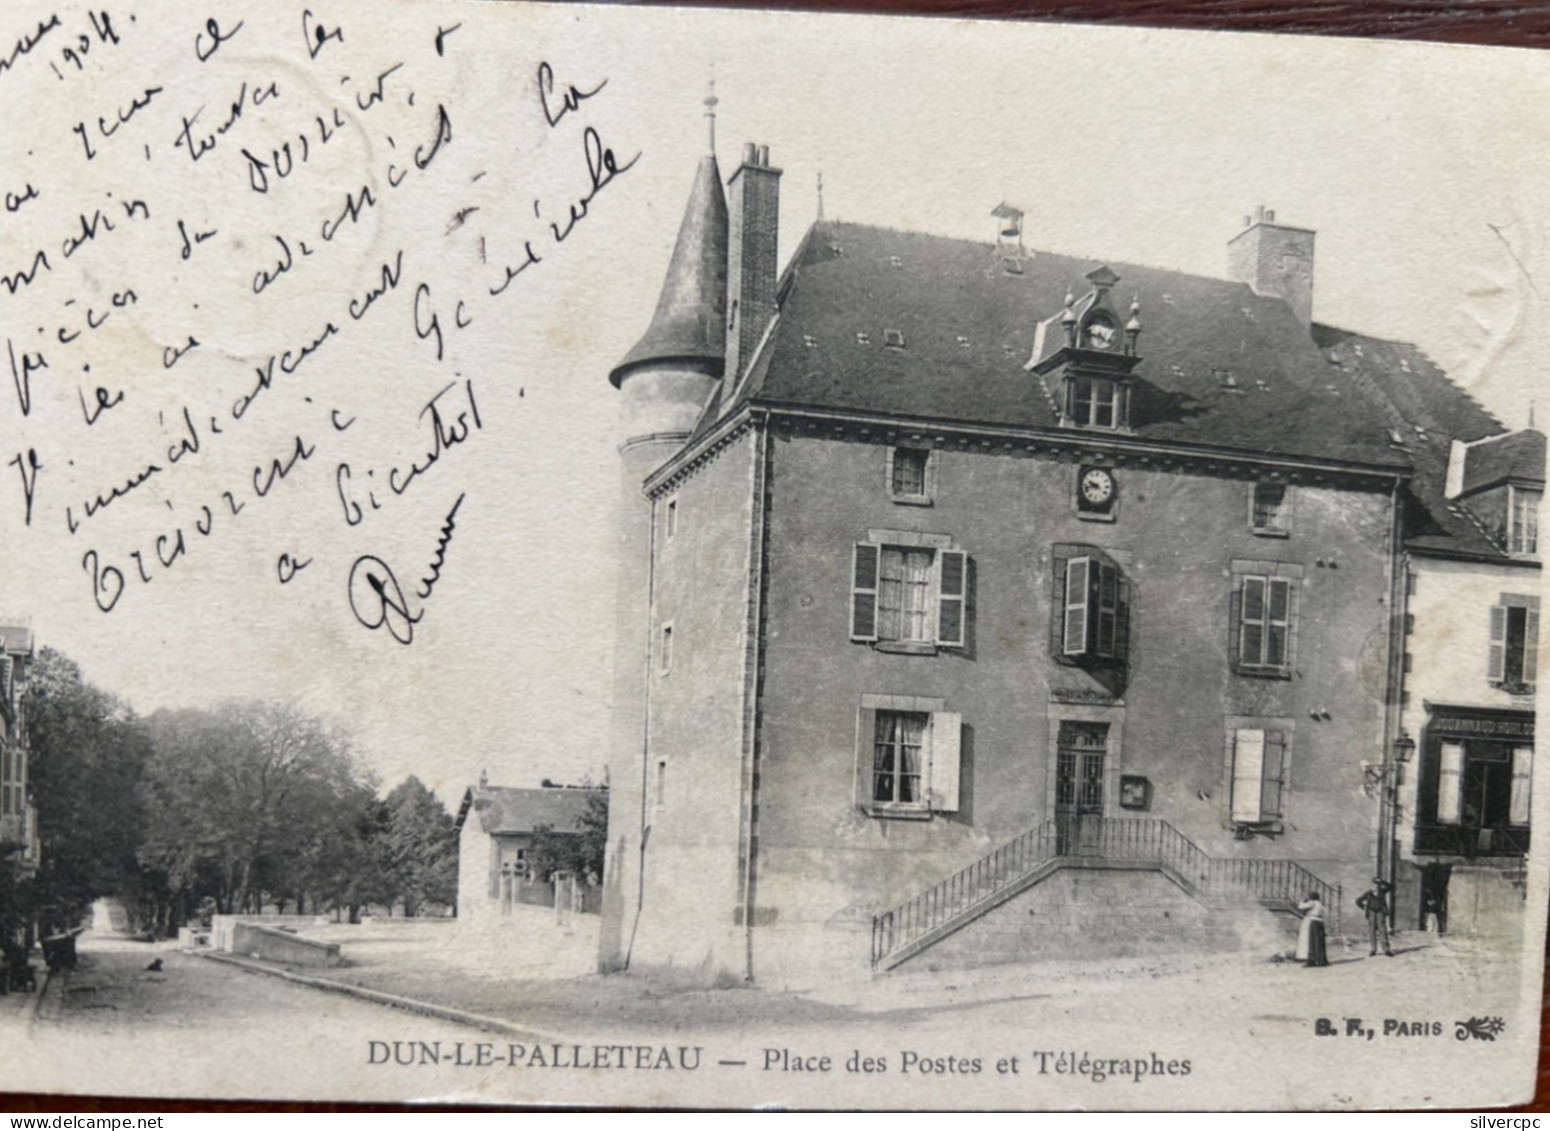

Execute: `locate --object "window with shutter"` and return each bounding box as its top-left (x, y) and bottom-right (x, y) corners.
top-left (1510, 746), bottom-right (1533, 826)
top-left (850, 541), bottom-right (969, 651)
top-left (1235, 574), bottom-right (1294, 676)
top-left (1227, 723), bottom-right (1293, 828)
top-left (855, 697), bottom-right (955, 818)
top-left (1437, 742), bottom-right (1464, 824)
top-left (1490, 596), bottom-right (1540, 691)
top-left (1056, 550), bottom-right (1127, 663)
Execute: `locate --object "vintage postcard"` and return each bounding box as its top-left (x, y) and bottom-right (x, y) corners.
top-left (0, 0), bottom-right (1545, 1111)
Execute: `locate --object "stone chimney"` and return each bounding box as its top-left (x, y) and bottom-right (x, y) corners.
top-left (725, 142), bottom-right (782, 382)
top-left (1227, 205), bottom-right (1316, 329)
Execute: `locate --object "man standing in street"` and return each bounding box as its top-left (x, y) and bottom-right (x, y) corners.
top-left (1357, 877), bottom-right (1395, 957)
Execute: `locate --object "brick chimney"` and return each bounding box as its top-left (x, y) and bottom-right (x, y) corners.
top-left (725, 142), bottom-right (782, 382)
top-left (1227, 205), bottom-right (1316, 329)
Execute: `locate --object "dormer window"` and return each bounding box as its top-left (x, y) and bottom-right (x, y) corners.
top-left (1065, 375), bottom-right (1130, 430)
top-left (1510, 487), bottom-right (1540, 556)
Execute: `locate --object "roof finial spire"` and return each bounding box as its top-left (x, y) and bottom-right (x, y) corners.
top-left (703, 77), bottom-right (719, 155)
top-left (1530, 400), bottom-right (1536, 429)
top-left (816, 171), bottom-right (825, 222)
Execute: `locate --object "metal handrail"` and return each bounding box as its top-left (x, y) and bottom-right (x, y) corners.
top-left (871, 816), bottom-right (1341, 966)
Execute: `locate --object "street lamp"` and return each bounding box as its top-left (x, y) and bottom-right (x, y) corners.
top-left (1383, 732), bottom-right (1416, 926)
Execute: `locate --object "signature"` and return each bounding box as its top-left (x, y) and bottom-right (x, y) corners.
top-left (347, 493), bottom-right (465, 645)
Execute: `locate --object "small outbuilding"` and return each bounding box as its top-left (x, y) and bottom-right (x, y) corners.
top-left (455, 776), bottom-right (605, 922)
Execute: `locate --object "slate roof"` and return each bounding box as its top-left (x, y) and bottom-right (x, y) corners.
top-left (611, 154), bottom-right (728, 386)
top-left (710, 221), bottom-right (1410, 470)
top-left (1308, 325), bottom-right (1528, 561)
top-left (1459, 429), bottom-right (1546, 495)
top-left (456, 786), bottom-right (603, 837)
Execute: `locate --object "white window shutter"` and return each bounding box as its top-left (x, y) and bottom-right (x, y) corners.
top-left (1488, 605), bottom-right (1507, 682)
top-left (936, 551), bottom-right (967, 647)
top-left (929, 711), bottom-right (962, 812)
top-left (1438, 742), bottom-right (1464, 824)
top-left (1524, 608), bottom-right (1539, 685)
top-left (1231, 728), bottom-right (1266, 823)
top-left (1064, 556), bottom-right (1092, 656)
top-left (851, 543), bottom-right (880, 641)
top-left (1511, 746), bottom-right (1533, 826)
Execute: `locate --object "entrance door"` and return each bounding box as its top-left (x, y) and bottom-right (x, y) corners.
top-left (1055, 721), bottom-right (1108, 855)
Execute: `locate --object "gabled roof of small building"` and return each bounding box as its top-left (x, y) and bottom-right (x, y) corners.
top-left (0, 627), bottom-right (35, 657)
top-left (456, 785), bottom-right (603, 837)
top-left (709, 221), bottom-right (1409, 470)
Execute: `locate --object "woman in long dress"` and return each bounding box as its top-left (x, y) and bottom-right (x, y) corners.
top-left (1297, 892), bottom-right (1329, 967)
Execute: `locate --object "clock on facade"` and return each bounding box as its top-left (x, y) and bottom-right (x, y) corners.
top-left (1083, 316), bottom-right (1116, 351)
top-left (1077, 466), bottom-right (1117, 516)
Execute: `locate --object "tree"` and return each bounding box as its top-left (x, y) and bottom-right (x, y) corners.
top-left (527, 788), bottom-right (608, 886)
top-left (377, 777), bottom-right (457, 917)
top-left (140, 701), bottom-right (363, 916)
top-left (22, 648), bottom-right (152, 933)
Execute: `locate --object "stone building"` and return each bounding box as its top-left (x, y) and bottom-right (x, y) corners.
top-left (597, 120), bottom-right (1527, 984)
top-left (1388, 418), bottom-right (1538, 935)
top-left (0, 627), bottom-right (37, 884)
top-left (455, 778), bottom-right (605, 922)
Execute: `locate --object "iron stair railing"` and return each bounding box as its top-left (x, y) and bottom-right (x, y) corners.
top-left (871, 816), bottom-right (1341, 967)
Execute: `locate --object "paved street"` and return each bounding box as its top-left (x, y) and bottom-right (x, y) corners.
top-left (2, 905), bottom-right (1537, 1110)
top-left (5, 922), bottom-right (504, 1105)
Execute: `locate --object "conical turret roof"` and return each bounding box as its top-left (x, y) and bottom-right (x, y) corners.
top-left (610, 154), bottom-right (729, 386)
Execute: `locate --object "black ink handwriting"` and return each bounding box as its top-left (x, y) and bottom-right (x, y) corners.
top-left (162, 334), bottom-right (200, 369)
top-left (3, 248), bottom-right (51, 293)
top-left (0, 14), bottom-right (62, 81)
top-left (78, 383), bottom-right (124, 426)
top-left (538, 62), bottom-right (607, 129)
top-left (8, 338), bottom-right (46, 415)
top-left (489, 240), bottom-right (542, 296)
top-left (348, 556), bottom-right (420, 644)
top-left (302, 9), bottom-right (343, 59)
top-left (5, 183), bottom-right (38, 212)
top-left (355, 62), bottom-right (402, 111)
top-left (277, 552), bottom-right (312, 584)
top-left (9, 448), bottom-right (41, 526)
top-left (550, 126), bottom-right (640, 242)
top-left (417, 493), bottom-right (464, 600)
top-left (178, 218), bottom-right (217, 260)
top-left (195, 17), bottom-right (243, 62)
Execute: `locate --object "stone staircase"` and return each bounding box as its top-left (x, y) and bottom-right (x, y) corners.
top-left (870, 817), bottom-right (1339, 970)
